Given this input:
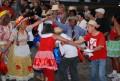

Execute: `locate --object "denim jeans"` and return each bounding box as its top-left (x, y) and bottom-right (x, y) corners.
top-left (90, 59), bottom-right (106, 81)
top-left (58, 57), bottom-right (79, 81)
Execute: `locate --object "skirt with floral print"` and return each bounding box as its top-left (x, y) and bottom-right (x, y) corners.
top-left (107, 40), bottom-right (120, 57)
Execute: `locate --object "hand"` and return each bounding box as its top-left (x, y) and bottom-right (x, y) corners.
top-left (79, 46), bottom-right (85, 51)
top-left (81, 60), bottom-right (86, 65)
top-left (84, 48), bottom-right (93, 53)
top-left (47, 16), bottom-right (54, 21)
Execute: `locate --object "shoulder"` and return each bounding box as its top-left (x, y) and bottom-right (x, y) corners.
top-left (99, 32), bottom-right (104, 36)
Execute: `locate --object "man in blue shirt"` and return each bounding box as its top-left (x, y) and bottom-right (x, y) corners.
top-left (53, 16), bottom-right (87, 41)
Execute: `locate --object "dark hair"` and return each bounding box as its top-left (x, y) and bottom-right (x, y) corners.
top-left (32, 28), bottom-right (39, 37)
top-left (113, 13), bottom-right (120, 24)
top-left (69, 10), bottom-right (77, 16)
top-left (44, 3), bottom-right (51, 10)
top-left (42, 24), bottom-right (54, 34)
top-left (89, 9), bottom-right (96, 17)
top-left (78, 12), bottom-right (85, 19)
top-left (23, 0), bottom-right (28, 2)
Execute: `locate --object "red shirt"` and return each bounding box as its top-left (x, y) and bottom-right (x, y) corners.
top-left (110, 28), bottom-right (118, 40)
top-left (39, 36), bottom-right (55, 51)
top-left (84, 32), bottom-right (107, 60)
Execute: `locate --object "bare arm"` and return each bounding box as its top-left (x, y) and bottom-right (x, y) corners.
top-left (74, 38), bottom-right (85, 44)
top-left (36, 42), bottom-right (40, 48)
top-left (92, 45), bottom-right (104, 52)
top-left (4, 41), bottom-right (13, 53)
top-left (104, 32), bottom-right (109, 37)
top-left (54, 34), bottom-right (78, 47)
top-left (31, 18), bottom-right (47, 28)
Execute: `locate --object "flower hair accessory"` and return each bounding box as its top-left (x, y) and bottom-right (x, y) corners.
top-left (15, 16), bottom-right (28, 28)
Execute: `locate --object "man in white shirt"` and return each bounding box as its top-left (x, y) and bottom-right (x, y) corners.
top-left (54, 27), bottom-right (79, 81)
top-left (77, 12), bottom-right (87, 30)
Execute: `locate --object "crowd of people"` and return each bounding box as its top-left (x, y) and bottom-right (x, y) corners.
top-left (0, 0), bottom-right (120, 81)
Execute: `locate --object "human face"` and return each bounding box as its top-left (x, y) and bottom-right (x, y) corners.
top-left (69, 12), bottom-right (75, 17)
top-left (3, 14), bottom-right (10, 23)
top-left (52, 10), bottom-right (58, 15)
top-left (111, 15), bottom-right (116, 23)
top-left (86, 24), bottom-right (94, 33)
top-left (33, 1), bottom-right (39, 7)
top-left (84, 6), bottom-right (88, 11)
top-left (19, 21), bottom-right (27, 30)
top-left (69, 19), bottom-right (76, 27)
top-left (4, 0), bottom-right (10, 7)
top-left (14, 0), bottom-right (18, 5)
top-left (78, 15), bottom-right (83, 21)
top-left (95, 12), bottom-right (101, 18)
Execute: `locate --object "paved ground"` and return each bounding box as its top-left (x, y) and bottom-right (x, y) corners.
top-left (3, 57), bottom-right (113, 81)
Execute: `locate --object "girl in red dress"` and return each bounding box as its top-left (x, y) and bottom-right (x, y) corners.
top-left (33, 24), bottom-right (78, 81)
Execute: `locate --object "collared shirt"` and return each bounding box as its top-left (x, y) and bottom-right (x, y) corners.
top-left (54, 20), bottom-right (87, 40)
top-left (77, 19), bottom-right (87, 30)
top-left (59, 33), bottom-right (78, 58)
top-left (63, 44), bottom-right (78, 58)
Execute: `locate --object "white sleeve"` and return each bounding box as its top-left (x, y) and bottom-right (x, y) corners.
top-left (38, 22), bottom-right (43, 36)
top-left (58, 43), bottom-right (65, 55)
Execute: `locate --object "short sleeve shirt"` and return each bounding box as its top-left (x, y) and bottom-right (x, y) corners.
top-left (84, 32), bottom-right (107, 60)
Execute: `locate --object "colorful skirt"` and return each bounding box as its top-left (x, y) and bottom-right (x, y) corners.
top-left (7, 45), bottom-right (34, 81)
top-left (107, 41), bottom-right (120, 57)
top-left (33, 51), bottom-right (58, 71)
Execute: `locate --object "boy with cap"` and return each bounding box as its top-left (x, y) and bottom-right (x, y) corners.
top-left (75, 20), bottom-right (107, 81)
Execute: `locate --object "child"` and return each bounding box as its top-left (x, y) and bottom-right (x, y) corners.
top-left (54, 27), bottom-right (80, 81)
top-left (31, 28), bottom-right (44, 81)
top-left (75, 20), bottom-right (107, 81)
top-left (33, 24), bottom-right (78, 81)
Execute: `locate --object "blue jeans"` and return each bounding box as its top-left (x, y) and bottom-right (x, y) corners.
top-left (90, 59), bottom-right (106, 81)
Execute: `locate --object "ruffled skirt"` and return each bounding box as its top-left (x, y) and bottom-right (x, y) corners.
top-left (107, 41), bottom-right (120, 57)
top-left (33, 51), bottom-right (57, 71)
top-left (7, 45), bottom-right (34, 81)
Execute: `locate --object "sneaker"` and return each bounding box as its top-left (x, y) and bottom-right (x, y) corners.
top-left (107, 73), bottom-right (117, 78)
top-left (68, 74), bottom-right (71, 80)
top-left (1, 76), bottom-right (6, 81)
top-left (112, 77), bottom-right (120, 81)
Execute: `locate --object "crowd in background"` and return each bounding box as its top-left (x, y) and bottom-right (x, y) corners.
top-left (0, 0), bottom-right (120, 81)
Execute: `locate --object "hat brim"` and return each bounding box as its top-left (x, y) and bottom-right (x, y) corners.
top-left (54, 27), bottom-right (63, 34)
top-left (88, 22), bottom-right (100, 28)
top-left (15, 18), bottom-right (28, 28)
top-left (51, 9), bottom-right (59, 11)
top-left (68, 17), bottom-right (78, 21)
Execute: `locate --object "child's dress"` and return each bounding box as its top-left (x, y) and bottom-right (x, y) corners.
top-left (33, 33), bottom-right (57, 71)
top-left (7, 26), bottom-right (34, 81)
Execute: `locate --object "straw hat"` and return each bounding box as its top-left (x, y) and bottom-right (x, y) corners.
top-left (54, 27), bottom-right (63, 34)
top-left (68, 16), bottom-right (78, 21)
top-left (88, 20), bottom-right (100, 28)
top-left (0, 10), bottom-right (8, 18)
top-left (68, 6), bottom-right (77, 10)
top-left (15, 16), bottom-right (28, 28)
top-left (51, 5), bottom-right (59, 10)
